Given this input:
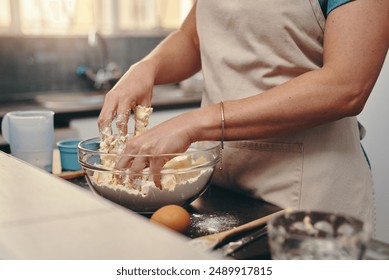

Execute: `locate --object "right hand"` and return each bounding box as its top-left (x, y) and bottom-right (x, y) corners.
top-left (115, 112), bottom-right (195, 188)
top-left (98, 61), bottom-right (155, 137)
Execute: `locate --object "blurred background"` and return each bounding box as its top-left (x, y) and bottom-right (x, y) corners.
top-left (0, 0), bottom-right (193, 98)
top-left (0, 0), bottom-right (388, 244)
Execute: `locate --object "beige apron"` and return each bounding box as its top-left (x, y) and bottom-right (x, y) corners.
top-left (197, 0), bottom-right (374, 225)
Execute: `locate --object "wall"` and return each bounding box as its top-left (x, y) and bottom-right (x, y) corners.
top-left (0, 35), bottom-right (164, 102)
top-left (359, 55), bottom-right (389, 243)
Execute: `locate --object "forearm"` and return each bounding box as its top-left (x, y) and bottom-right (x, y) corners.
top-left (212, 69), bottom-right (364, 141)
top-left (185, 69), bottom-right (357, 143)
top-left (136, 3), bottom-right (201, 85)
top-left (137, 34), bottom-right (200, 85)
top-left (112, 27), bottom-right (201, 94)
top-left (186, 64), bottom-right (378, 143)
top-left (98, 1), bottom-right (201, 125)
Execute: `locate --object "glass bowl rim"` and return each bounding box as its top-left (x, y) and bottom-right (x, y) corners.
top-left (267, 210), bottom-right (371, 241)
top-left (78, 137), bottom-right (222, 158)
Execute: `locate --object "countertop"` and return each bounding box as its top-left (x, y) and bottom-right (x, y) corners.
top-left (68, 177), bottom-right (389, 260)
top-left (1, 151), bottom-right (388, 260)
top-left (0, 151), bottom-right (215, 260)
top-left (69, 175), bottom-right (280, 260)
top-left (0, 149), bottom-right (280, 260)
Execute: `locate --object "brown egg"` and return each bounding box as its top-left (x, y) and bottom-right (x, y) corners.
top-left (150, 205), bottom-right (191, 233)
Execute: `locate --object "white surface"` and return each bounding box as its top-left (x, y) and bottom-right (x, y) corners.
top-left (0, 152), bottom-right (218, 259)
top-left (359, 54), bottom-right (389, 243)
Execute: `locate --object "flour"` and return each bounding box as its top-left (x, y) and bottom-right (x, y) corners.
top-left (89, 167), bottom-right (213, 212)
top-left (89, 135), bottom-right (215, 212)
top-left (90, 106), bottom-right (215, 212)
top-left (91, 153), bottom-right (211, 193)
top-left (189, 213), bottom-right (240, 237)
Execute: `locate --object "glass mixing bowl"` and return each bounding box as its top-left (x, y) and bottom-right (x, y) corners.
top-left (78, 137), bottom-right (221, 213)
top-left (267, 210), bottom-right (370, 259)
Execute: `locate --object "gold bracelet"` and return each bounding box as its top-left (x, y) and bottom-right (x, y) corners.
top-left (220, 101), bottom-right (225, 149)
top-left (219, 101), bottom-right (225, 171)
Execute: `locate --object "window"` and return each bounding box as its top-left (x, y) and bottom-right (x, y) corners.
top-left (0, 0), bottom-right (11, 29)
top-left (0, 0), bottom-right (193, 35)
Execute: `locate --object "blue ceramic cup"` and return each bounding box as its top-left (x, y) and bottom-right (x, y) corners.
top-left (57, 138), bottom-right (82, 171)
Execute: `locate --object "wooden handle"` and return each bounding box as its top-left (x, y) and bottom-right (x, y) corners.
top-left (52, 149), bottom-right (62, 175)
top-left (202, 209), bottom-right (286, 242)
top-left (55, 170), bottom-right (85, 179)
top-left (222, 209), bottom-right (285, 239)
top-left (52, 148), bottom-right (85, 179)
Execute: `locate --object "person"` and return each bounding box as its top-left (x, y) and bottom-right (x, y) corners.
top-left (98, 0), bottom-right (389, 226)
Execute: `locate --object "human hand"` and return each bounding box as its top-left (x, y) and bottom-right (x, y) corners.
top-left (116, 115), bottom-right (193, 187)
top-left (98, 62), bottom-right (155, 139)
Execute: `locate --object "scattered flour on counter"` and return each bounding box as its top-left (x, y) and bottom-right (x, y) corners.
top-left (189, 213), bottom-right (240, 236)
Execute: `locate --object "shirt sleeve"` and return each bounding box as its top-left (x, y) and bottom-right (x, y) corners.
top-left (328, 0), bottom-right (354, 14)
top-left (319, 0), bottom-right (354, 18)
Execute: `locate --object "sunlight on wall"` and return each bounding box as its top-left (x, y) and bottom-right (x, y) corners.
top-left (0, 0), bottom-right (193, 35)
top-left (0, 0), bottom-right (10, 28)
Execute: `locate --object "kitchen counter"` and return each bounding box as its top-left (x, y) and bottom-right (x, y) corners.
top-left (67, 176), bottom-right (389, 260)
top-left (0, 149), bottom-right (280, 260)
top-left (2, 151), bottom-right (388, 260)
top-left (69, 175), bottom-right (280, 260)
top-left (0, 151), bottom-right (215, 260)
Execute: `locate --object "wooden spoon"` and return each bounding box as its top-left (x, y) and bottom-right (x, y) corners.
top-left (190, 209), bottom-right (286, 251)
top-left (55, 169), bottom-right (85, 179)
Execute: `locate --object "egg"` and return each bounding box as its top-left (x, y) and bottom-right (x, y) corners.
top-left (150, 205), bottom-right (191, 233)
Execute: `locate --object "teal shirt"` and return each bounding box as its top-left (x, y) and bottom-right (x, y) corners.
top-left (318, 0), bottom-right (354, 17)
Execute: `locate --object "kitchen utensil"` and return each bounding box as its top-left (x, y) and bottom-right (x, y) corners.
top-left (217, 225), bottom-right (268, 257)
top-left (268, 210), bottom-right (370, 259)
top-left (52, 149), bottom-right (62, 175)
top-left (52, 147), bottom-right (85, 179)
top-left (57, 138), bottom-right (82, 171)
top-left (1, 110), bottom-right (54, 172)
top-left (190, 209), bottom-right (285, 251)
top-left (55, 170), bottom-right (85, 180)
top-left (78, 137), bottom-right (221, 213)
